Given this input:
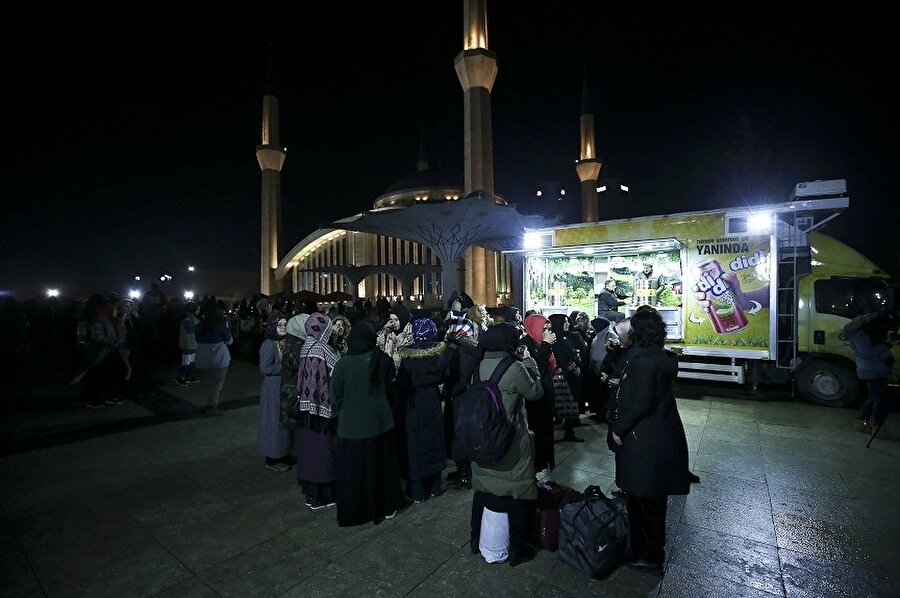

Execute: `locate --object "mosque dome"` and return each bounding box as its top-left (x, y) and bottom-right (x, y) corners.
top-left (372, 167), bottom-right (463, 208)
top-left (372, 167), bottom-right (507, 208)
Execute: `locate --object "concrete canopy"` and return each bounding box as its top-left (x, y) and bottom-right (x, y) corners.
top-left (329, 192), bottom-right (550, 305)
top-left (333, 194), bottom-right (547, 261)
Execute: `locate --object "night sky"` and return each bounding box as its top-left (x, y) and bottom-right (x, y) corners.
top-left (3, 3), bottom-right (898, 298)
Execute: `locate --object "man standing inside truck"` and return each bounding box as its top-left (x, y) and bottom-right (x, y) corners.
top-left (597, 279), bottom-right (627, 323)
top-left (633, 262), bottom-right (663, 306)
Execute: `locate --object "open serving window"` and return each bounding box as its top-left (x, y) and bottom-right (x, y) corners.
top-left (524, 238), bottom-right (684, 339)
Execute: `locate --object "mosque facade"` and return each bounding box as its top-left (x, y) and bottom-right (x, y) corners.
top-left (257, 0), bottom-right (602, 309)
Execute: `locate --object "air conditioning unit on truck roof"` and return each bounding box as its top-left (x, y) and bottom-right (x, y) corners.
top-left (792, 179), bottom-right (846, 200)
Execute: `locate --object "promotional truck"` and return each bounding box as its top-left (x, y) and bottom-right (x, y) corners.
top-left (517, 180), bottom-right (898, 407)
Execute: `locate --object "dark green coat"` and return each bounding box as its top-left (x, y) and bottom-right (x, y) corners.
top-left (330, 351), bottom-right (395, 440)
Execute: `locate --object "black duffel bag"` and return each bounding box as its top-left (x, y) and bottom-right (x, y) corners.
top-left (557, 485), bottom-right (630, 578)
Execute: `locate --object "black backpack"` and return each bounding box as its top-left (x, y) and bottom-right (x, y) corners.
top-left (452, 356), bottom-right (517, 464)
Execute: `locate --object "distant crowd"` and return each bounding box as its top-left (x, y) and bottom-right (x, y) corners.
top-left (9, 284), bottom-right (701, 573)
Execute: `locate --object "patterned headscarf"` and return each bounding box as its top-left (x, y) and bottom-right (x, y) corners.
top-left (296, 312), bottom-right (339, 418)
top-left (299, 313), bottom-right (336, 364)
top-left (329, 314), bottom-right (351, 354)
top-left (446, 317), bottom-right (478, 342)
top-left (411, 316), bottom-right (438, 349)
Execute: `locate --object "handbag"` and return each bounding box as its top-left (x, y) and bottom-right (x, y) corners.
top-left (552, 368), bottom-right (579, 417)
top-left (558, 485), bottom-right (630, 578)
top-left (479, 507), bottom-right (510, 563)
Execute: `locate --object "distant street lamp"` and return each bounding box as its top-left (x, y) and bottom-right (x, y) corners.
top-left (129, 289), bottom-right (142, 300)
top-left (46, 288), bottom-right (60, 298)
top-left (187, 265), bottom-right (195, 272)
top-left (184, 290), bottom-right (195, 300)
top-left (134, 275), bottom-right (141, 281)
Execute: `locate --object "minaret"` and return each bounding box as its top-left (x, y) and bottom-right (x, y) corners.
top-left (256, 44), bottom-right (287, 295)
top-left (575, 69), bottom-right (602, 222)
top-left (417, 118), bottom-right (428, 173)
top-left (454, 0), bottom-right (499, 305)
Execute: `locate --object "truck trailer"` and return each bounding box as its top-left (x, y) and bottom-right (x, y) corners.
top-left (515, 180), bottom-right (898, 407)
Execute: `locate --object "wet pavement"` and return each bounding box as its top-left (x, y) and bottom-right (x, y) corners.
top-left (2, 357), bottom-right (899, 597)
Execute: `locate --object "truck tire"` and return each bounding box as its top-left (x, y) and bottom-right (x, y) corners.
top-left (795, 359), bottom-right (859, 408)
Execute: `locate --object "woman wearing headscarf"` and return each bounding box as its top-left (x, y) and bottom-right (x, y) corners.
top-left (279, 313), bottom-right (309, 429)
top-left (295, 312), bottom-right (341, 511)
top-left (257, 311), bottom-right (295, 472)
top-left (441, 317), bottom-right (481, 489)
top-left (469, 322), bottom-right (544, 567)
top-left (394, 316), bottom-right (449, 503)
top-left (376, 301), bottom-right (413, 371)
top-left (466, 304), bottom-right (493, 338)
top-left (331, 321), bottom-right (403, 526)
top-left (548, 313), bottom-right (584, 443)
top-left (521, 313), bottom-right (557, 477)
top-left (608, 309), bottom-right (690, 575)
top-left (329, 314), bottom-right (351, 356)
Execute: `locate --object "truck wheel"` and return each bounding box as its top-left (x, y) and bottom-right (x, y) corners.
top-left (795, 359), bottom-right (859, 407)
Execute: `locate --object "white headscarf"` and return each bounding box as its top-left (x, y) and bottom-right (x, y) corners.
top-left (286, 313), bottom-right (309, 340)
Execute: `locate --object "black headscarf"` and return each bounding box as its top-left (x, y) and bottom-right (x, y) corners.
top-left (480, 322), bottom-right (520, 355)
top-left (347, 321), bottom-right (393, 388)
top-left (389, 302), bottom-right (410, 330)
top-left (548, 313), bottom-right (568, 338)
top-left (347, 321), bottom-right (377, 355)
top-left (591, 316), bottom-right (611, 334)
top-left (548, 313), bottom-right (578, 366)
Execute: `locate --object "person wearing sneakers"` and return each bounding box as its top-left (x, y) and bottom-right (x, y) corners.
top-left (257, 311), bottom-right (295, 473)
top-left (295, 313), bottom-right (341, 511)
top-left (175, 301), bottom-right (198, 386)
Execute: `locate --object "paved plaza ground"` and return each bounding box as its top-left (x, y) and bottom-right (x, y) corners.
top-left (2, 357), bottom-right (899, 597)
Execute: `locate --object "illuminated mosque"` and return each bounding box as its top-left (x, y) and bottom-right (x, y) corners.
top-left (256, 0), bottom-right (618, 309)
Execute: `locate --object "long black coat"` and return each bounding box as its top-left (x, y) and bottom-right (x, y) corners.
top-left (521, 336), bottom-right (555, 472)
top-left (609, 346), bottom-right (689, 498)
top-left (441, 338), bottom-right (479, 459)
top-left (394, 344), bottom-right (448, 481)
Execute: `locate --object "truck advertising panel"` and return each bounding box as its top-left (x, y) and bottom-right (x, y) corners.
top-left (549, 213), bottom-right (774, 355)
top-left (685, 225), bottom-right (772, 353)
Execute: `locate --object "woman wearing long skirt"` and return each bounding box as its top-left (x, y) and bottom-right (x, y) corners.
top-left (295, 313), bottom-right (341, 511)
top-left (394, 317), bottom-right (448, 503)
top-left (331, 322), bottom-right (403, 526)
top-left (257, 311), bottom-right (295, 472)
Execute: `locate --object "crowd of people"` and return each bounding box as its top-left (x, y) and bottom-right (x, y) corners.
top-left (242, 290), bottom-right (700, 574)
top-left (35, 282), bottom-right (896, 576)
